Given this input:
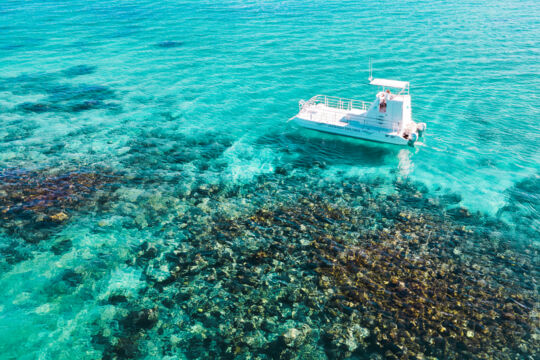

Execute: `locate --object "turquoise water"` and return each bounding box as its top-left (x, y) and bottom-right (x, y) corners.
top-left (0, 0), bottom-right (538, 359)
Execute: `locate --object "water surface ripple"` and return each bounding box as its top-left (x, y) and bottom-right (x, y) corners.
top-left (0, 0), bottom-right (538, 359)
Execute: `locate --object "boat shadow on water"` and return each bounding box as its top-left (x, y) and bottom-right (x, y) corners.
top-left (258, 130), bottom-right (400, 170)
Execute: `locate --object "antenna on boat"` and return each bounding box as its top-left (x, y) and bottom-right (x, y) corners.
top-left (368, 58), bottom-right (373, 82)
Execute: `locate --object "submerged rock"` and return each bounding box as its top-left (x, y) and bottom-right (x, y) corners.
top-left (282, 325), bottom-right (311, 348)
top-left (50, 238), bottom-right (72, 255)
top-left (61, 64), bottom-right (96, 77)
top-left (16, 102), bottom-right (59, 113)
top-left (50, 211), bottom-right (69, 222)
top-left (155, 41), bottom-right (183, 48)
top-left (441, 192), bottom-right (462, 204)
top-left (324, 323), bottom-right (369, 356)
top-left (122, 307), bottom-right (159, 332)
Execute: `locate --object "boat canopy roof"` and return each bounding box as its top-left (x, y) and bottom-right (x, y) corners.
top-left (370, 78), bottom-right (409, 89)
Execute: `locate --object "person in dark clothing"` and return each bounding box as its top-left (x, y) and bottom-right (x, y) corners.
top-left (379, 98), bottom-right (387, 113)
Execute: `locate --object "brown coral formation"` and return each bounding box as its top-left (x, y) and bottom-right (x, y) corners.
top-left (88, 176), bottom-right (537, 359)
top-left (237, 191), bottom-right (539, 359)
top-left (315, 230), bottom-right (536, 359)
top-left (0, 168), bottom-right (119, 241)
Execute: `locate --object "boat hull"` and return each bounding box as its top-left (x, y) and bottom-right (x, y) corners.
top-left (293, 117), bottom-right (410, 146)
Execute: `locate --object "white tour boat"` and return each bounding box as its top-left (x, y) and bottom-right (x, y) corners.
top-left (291, 78), bottom-right (426, 146)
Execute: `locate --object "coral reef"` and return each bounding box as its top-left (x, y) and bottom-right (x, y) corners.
top-left (155, 41), bottom-right (183, 48)
top-left (90, 174), bottom-right (538, 359)
top-left (0, 168), bottom-right (120, 242)
top-left (0, 68), bottom-right (120, 114)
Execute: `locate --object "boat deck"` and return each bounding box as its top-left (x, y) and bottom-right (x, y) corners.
top-left (299, 103), bottom-right (357, 127)
top-left (298, 102), bottom-right (399, 133)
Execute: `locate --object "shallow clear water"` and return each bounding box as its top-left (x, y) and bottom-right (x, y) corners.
top-left (0, 0), bottom-right (538, 359)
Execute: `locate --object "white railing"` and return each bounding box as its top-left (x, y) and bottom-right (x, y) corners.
top-left (299, 96), bottom-right (400, 133)
top-left (299, 95), bottom-right (369, 112)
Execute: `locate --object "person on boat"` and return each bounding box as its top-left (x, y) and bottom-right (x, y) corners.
top-left (379, 96), bottom-right (387, 113)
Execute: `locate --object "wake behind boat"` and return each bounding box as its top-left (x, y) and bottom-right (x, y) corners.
top-left (291, 78), bottom-right (426, 146)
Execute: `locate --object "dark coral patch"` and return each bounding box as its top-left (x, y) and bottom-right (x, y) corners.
top-left (0, 168), bottom-right (120, 242)
top-left (50, 238), bottom-right (72, 255)
top-left (68, 100), bottom-right (121, 112)
top-left (17, 102), bottom-right (60, 113)
top-left (0, 72), bottom-right (58, 95)
top-left (2, 69), bottom-right (120, 114)
top-left (47, 84), bottom-right (115, 102)
top-left (61, 65), bottom-right (97, 77)
top-left (124, 131), bottom-right (234, 175)
top-left (155, 41), bottom-right (183, 48)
